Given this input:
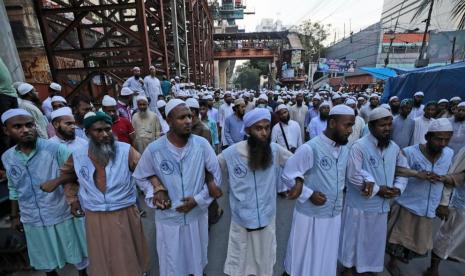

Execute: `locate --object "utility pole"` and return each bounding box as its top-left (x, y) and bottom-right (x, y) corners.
top-left (416, 0), bottom-right (434, 67)
top-left (385, 0), bottom-right (406, 67)
top-left (451, 36), bottom-right (456, 64)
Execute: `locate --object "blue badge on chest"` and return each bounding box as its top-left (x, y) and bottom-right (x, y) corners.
top-left (233, 163), bottom-right (248, 178)
top-left (79, 166), bottom-right (90, 182)
top-left (369, 156), bottom-right (379, 168)
top-left (9, 165), bottom-right (22, 180)
top-left (320, 156), bottom-right (333, 171)
top-left (160, 160), bottom-right (175, 175)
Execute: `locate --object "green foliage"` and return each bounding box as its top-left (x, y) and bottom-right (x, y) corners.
top-left (233, 65), bottom-right (261, 90)
top-left (291, 19), bottom-right (330, 61)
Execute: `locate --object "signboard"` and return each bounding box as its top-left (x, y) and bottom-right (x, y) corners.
top-left (318, 58), bottom-right (357, 73)
top-left (427, 30), bottom-right (465, 63)
top-left (291, 50), bottom-right (302, 67)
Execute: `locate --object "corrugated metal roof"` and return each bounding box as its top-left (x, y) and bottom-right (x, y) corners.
top-left (287, 33), bottom-right (303, 50)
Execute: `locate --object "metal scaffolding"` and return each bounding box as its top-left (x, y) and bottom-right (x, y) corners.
top-left (34, 0), bottom-right (213, 99)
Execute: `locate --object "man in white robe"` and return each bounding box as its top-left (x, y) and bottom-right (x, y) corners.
top-left (307, 102), bottom-right (330, 139)
top-left (49, 107), bottom-right (87, 153)
top-left (156, 100), bottom-right (170, 135)
top-left (409, 91), bottom-right (426, 119)
top-left (345, 99), bottom-right (365, 143)
top-left (339, 107), bottom-right (408, 275)
top-left (143, 66), bottom-right (162, 112)
top-left (289, 92), bottom-right (308, 142)
top-left (448, 102), bottom-right (465, 154)
top-left (413, 101), bottom-right (437, 145)
top-left (220, 108), bottom-right (292, 276)
top-left (133, 99), bottom-right (221, 276)
top-left (218, 92), bottom-right (234, 148)
top-left (282, 105), bottom-right (356, 276)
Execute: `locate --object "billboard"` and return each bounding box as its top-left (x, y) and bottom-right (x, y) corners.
top-left (318, 58), bottom-right (357, 73)
top-left (427, 30), bottom-right (465, 63)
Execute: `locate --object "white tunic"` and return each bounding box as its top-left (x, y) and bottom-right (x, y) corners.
top-left (143, 75), bottom-right (162, 112)
top-left (409, 104), bottom-right (425, 119)
top-left (271, 120), bottom-right (302, 150)
top-left (289, 104), bottom-right (309, 142)
top-left (157, 114), bottom-right (170, 135)
top-left (218, 103), bottom-right (234, 146)
top-left (307, 116), bottom-right (327, 139)
top-left (348, 116), bottom-right (365, 144)
top-left (413, 116), bottom-right (435, 145)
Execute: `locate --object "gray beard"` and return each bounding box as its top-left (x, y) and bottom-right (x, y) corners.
top-left (139, 110), bottom-right (148, 119)
top-left (89, 137), bottom-right (116, 165)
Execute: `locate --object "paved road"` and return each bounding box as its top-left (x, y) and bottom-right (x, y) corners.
top-left (12, 194), bottom-right (465, 276)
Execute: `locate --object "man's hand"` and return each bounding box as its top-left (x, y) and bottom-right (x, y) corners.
top-left (436, 205), bottom-right (449, 221)
top-left (40, 179), bottom-right (61, 193)
top-left (10, 216), bottom-right (22, 232)
top-left (287, 179), bottom-right (303, 200)
top-left (416, 171), bottom-right (441, 182)
top-left (309, 191), bottom-right (326, 206)
top-left (206, 170), bottom-right (222, 199)
top-left (175, 196), bottom-right (197, 213)
top-left (361, 181), bottom-right (374, 197)
top-left (153, 190), bottom-right (171, 210)
top-left (389, 187), bottom-right (401, 198)
top-left (377, 186), bottom-right (392, 198)
top-left (70, 201), bottom-right (85, 217)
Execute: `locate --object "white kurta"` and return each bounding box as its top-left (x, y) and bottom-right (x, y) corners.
top-left (143, 75), bottom-right (162, 112)
top-left (218, 103), bottom-right (234, 146)
top-left (271, 120), bottom-right (302, 150)
top-left (307, 116), bottom-right (327, 139)
top-left (348, 116), bottom-right (365, 144)
top-left (409, 104), bottom-right (425, 119)
top-left (413, 116), bottom-right (435, 145)
top-left (157, 114), bottom-right (170, 134)
top-left (289, 104), bottom-right (309, 142)
top-left (285, 211), bottom-right (341, 276)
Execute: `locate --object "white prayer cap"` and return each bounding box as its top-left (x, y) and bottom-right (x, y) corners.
top-left (1, 108), bottom-right (32, 124)
top-left (165, 99), bottom-right (186, 116)
top-left (414, 91), bottom-right (424, 97)
top-left (381, 103), bottom-right (391, 111)
top-left (389, 96), bottom-right (399, 102)
top-left (233, 98), bottom-right (245, 107)
top-left (243, 107), bottom-right (271, 129)
top-left (369, 93), bottom-right (379, 99)
top-left (51, 95), bottom-right (67, 104)
top-left (170, 78), bottom-right (175, 82)
top-left (175, 76), bottom-right (180, 79)
top-left (49, 82), bottom-right (62, 91)
top-left (204, 95), bottom-right (213, 100)
top-left (313, 94), bottom-right (322, 100)
top-left (276, 98), bottom-right (284, 104)
top-left (101, 95), bottom-right (117, 107)
top-left (157, 100), bottom-right (167, 108)
top-left (332, 94), bottom-right (341, 100)
top-left (185, 98), bottom-right (199, 109)
top-left (149, 65), bottom-right (156, 70)
top-left (258, 94), bottom-right (268, 101)
top-left (345, 98), bottom-right (356, 105)
top-left (428, 118), bottom-right (453, 132)
top-left (368, 107), bottom-right (392, 122)
top-left (329, 104), bottom-right (355, 116)
top-left (276, 104), bottom-right (288, 112)
top-left (438, 99), bottom-right (449, 104)
top-left (135, 95), bottom-right (148, 103)
top-left (51, 107), bottom-right (73, 121)
top-left (458, 101), bottom-right (465, 107)
top-left (320, 101), bottom-right (331, 108)
top-left (17, 83), bottom-right (34, 95)
top-left (450, 96), bottom-right (462, 102)
top-left (120, 87), bottom-right (134, 96)
top-left (357, 96), bottom-right (365, 101)
top-left (132, 66), bottom-right (141, 71)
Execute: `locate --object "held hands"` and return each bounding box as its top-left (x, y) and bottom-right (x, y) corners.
top-left (377, 186), bottom-right (400, 199)
top-left (205, 170), bottom-right (223, 199)
top-left (153, 190), bottom-right (172, 210)
top-left (70, 201), bottom-right (85, 217)
top-left (287, 180), bottom-right (303, 200)
top-left (416, 171), bottom-right (441, 182)
top-left (309, 191), bottom-right (326, 206)
top-left (175, 197), bottom-right (197, 213)
top-left (361, 181), bottom-right (374, 197)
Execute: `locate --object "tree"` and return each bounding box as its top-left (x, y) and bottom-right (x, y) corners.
top-left (291, 20), bottom-right (331, 62)
top-left (413, 0), bottom-right (465, 30)
top-left (233, 65), bottom-right (261, 90)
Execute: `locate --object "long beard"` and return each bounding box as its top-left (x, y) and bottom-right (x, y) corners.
top-left (57, 126), bottom-right (75, 140)
top-left (247, 135), bottom-right (272, 171)
top-left (89, 136), bottom-right (116, 165)
top-left (139, 110), bottom-right (148, 119)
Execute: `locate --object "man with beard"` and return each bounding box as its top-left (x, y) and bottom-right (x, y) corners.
top-left (448, 102), bottom-right (465, 154)
top-left (345, 98), bottom-right (365, 144)
top-left (357, 96), bottom-right (366, 113)
top-left (243, 92), bottom-right (255, 113)
top-left (413, 101), bottom-right (437, 145)
top-left (409, 91), bottom-right (425, 119)
top-left (271, 104), bottom-right (302, 153)
top-left (40, 111), bottom-right (150, 276)
top-left (386, 118), bottom-right (454, 275)
top-left (437, 99), bottom-right (451, 118)
top-left (308, 101), bottom-right (330, 139)
top-left (289, 92), bottom-right (308, 142)
top-left (2, 109), bottom-right (88, 276)
top-left (219, 92), bottom-right (234, 147)
top-left (304, 94), bottom-right (321, 129)
top-left (49, 107), bottom-right (87, 152)
top-left (389, 96), bottom-right (401, 116)
top-left (213, 90), bottom-right (223, 110)
top-left (359, 93), bottom-right (380, 122)
top-left (131, 95), bottom-right (162, 153)
top-left (42, 82), bottom-right (62, 121)
top-left (17, 83), bottom-right (48, 139)
top-left (101, 95), bottom-right (135, 146)
top-left (133, 99), bottom-right (221, 276)
top-left (71, 95), bottom-right (92, 140)
top-left (143, 66), bottom-right (162, 112)
top-left (46, 95), bottom-right (68, 138)
top-left (157, 100), bottom-right (170, 134)
top-left (282, 105), bottom-right (355, 276)
top-left (425, 145), bottom-right (465, 276)
top-left (339, 107), bottom-right (409, 276)
top-left (204, 94), bottom-right (218, 123)
top-left (117, 87), bottom-right (135, 122)
top-left (123, 66), bottom-right (146, 107)
top-left (223, 98), bottom-right (246, 148)
top-left (220, 108), bottom-right (292, 276)
top-left (392, 99), bottom-right (415, 149)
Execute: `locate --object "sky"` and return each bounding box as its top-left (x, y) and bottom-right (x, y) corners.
top-left (235, 0), bottom-right (385, 45)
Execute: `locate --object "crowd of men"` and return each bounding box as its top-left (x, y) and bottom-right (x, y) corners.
top-left (1, 60), bottom-right (465, 276)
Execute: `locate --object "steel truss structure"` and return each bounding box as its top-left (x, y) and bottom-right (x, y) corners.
top-left (34, 0), bottom-right (213, 98)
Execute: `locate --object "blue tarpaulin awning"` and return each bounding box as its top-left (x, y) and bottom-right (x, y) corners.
top-left (359, 67), bottom-right (398, 80)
